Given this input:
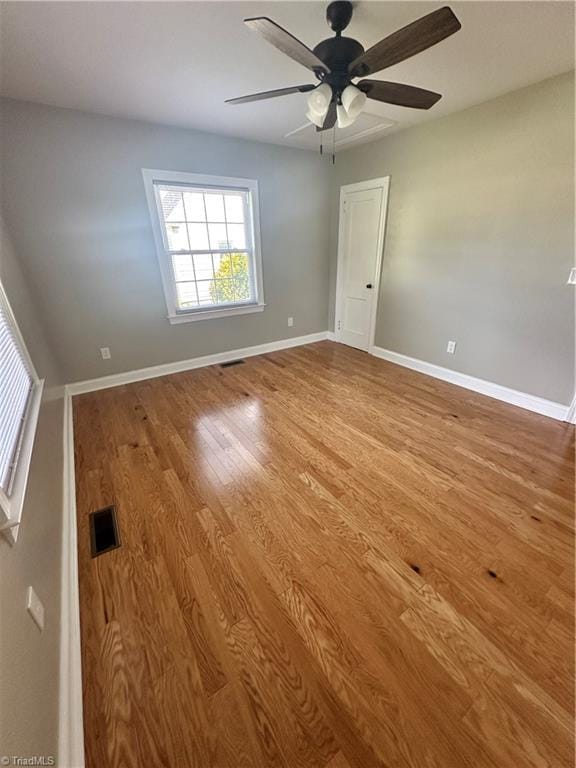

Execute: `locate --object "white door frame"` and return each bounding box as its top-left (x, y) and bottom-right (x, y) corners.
top-left (334, 176), bottom-right (390, 354)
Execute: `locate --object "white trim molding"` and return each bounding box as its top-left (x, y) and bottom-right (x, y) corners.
top-left (167, 302), bottom-right (265, 324)
top-left (142, 168), bottom-right (265, 325)
top-left (371, 346), bottom-right (572, 422)
top-left (58, 393), bottom-right (85, 768)
top-left (67, 332), bottom-right (329, 396)
top-left (334, 176), bottom-right (390, 353)
top-left (566, 394), bottom-right (576, 424)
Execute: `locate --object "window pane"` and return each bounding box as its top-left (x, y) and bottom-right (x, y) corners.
top-left (230, 253), bottom-right (252, 301)
top-left (166, 222), bottom-right (189, 251)
top-left (212, 253), bottom-right (232, 279)
top-left (220, 253), bottom-right (252, 301)
top-left (183, 192), bottom-right (206, 222)
top-left (211, 254), bottom-right (233, 304)
top-left (208, 223), bottom-right (229, 250)
top-left (172, 253), bottom-right (195, 282)
top-left (211, 280), bottom-right (237, 304)
top-left (231, 252), bottom-right (249, 278)
top-left (224, 194), bottom-right (244, 223)
top-left (187, 223), bottom-right (209, 250)
top-left (159, 190), bottom-right (185, 222)
top-left (211, 253), bottom-right (253, 304)
top-left (173, 254), bottom-right (254, 310)
top-left (193, 253), bottom-right (214, 281)
top-left (227, 223), bottom-right (246, 250)
top-left (196, 280), bottom-right (215, 305)
top-left (232, 277), bottom-right (252, 302)
top-left (204, 193), bottom-right (225, 222)
top-left (176, 282), bottom-right (199, 308)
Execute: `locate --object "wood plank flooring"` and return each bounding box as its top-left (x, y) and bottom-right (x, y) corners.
top-left (73, 341), bottom-right (575, 768)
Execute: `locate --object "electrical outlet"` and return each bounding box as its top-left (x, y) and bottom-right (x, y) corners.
top-left (447, 340), bottom-right (456, 354)
top-left (27, 586), bottom-right (44, 631)
top-left (100, 347), bottom-right (111, 360)
top-left (287, 317), bottom-right (294, 327)
top-left (568, 268), bottom-right (576, 285)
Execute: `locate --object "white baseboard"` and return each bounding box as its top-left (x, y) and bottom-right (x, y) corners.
top-left (566, 394), bottom-right (576, 424)
top-left (67, 331), bottom-right (329, 396)
top-left (326, 331), bottom-right (337, 341)
top-left (371, 346), bottom-right (572, 422)
top-left (58, 393), bottom-right (85, 768)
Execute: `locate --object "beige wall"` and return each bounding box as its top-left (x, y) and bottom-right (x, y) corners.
top-left (0, 99), bottom-right (332, 383)
top-left (0, 217), bottom-right (64, 761)
top-left (330, 72), bottom-right (575, 405)
top-left (0, 218), bottom-right (62, 388)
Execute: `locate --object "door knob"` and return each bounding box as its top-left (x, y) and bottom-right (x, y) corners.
top-left (366, 283), bottom-right (373, 289)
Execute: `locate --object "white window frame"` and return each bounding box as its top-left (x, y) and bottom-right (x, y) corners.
top-left (142, 169), bottom-right (265, 324)
top-left (0, 279), bottom-right (44, 545)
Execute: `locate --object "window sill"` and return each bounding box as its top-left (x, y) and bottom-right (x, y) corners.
top-left (168, 303), bottom-right (266, 325)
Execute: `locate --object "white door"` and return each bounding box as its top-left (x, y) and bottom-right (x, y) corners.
top-left (335, 178), bottom-right (389, 351)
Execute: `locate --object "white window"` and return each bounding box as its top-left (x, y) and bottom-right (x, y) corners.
top-left (143, 169), bottom-right (265, 323)
top-left (0, 280), bottom-right (44, 543)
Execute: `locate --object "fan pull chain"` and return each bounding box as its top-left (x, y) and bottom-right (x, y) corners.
top-left (318, 129), bottom-right (336, 164)
top-left (332, 126), bottom-right (336, 165)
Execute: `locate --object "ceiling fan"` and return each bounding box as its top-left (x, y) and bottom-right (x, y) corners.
top-left (226, 2), bottom-right (461, 131)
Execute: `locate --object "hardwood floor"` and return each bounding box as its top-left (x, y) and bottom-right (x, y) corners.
top-left (73, 340), bottom-right (575, 768)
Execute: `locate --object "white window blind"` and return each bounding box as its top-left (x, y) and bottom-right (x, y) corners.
top-left (0, 295), bottom-right (33, 495)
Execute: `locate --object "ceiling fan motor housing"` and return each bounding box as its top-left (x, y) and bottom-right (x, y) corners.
top-left (314, 0), bottom-right (364, 103)
top-left (313, 37), bottom-right (364, 74)
top-left (313, 37), bottom-right (364, 102)
top-left (316, 3), bottom-right (364, 103)
top-left (326, 1), bottom-right (354, 33)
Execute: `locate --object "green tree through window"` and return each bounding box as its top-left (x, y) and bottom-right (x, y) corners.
top-left (210, 252), bottom-right (251, 304)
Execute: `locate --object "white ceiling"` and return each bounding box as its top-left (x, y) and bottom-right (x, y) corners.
top-left (1, 1), bottom-right (574, 150)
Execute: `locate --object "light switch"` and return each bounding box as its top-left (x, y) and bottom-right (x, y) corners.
top-left (26, 586), bottom-right (44, 631)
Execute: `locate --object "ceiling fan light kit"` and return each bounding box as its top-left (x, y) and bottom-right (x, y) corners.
top-left (339, 84), bottom-right (367, 125)
top-left (306, 109), bottom-right (326, 128)
top-left (306, 83), bottom-right (333, 125)
top-left (226, 1), bottom-right (461, 152)
top-left (336, 103), bottom-right (355, 129)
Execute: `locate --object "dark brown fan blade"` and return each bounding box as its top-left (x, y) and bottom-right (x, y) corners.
top-left (349, 7), bottom-right (461, 77)
top-left (245, 17), bottom-right (329, 73)
top-left (226, 84), bottom-right (316, 105)
top-left (358, 80), bottom-right (441, 109)
top-left (316, 100), bottom-right (337, 132)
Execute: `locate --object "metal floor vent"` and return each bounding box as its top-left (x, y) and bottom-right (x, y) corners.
top-left (220, 359), bottom-right (245, 368)
top-left (89, 505), bottom-right (121, 557)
